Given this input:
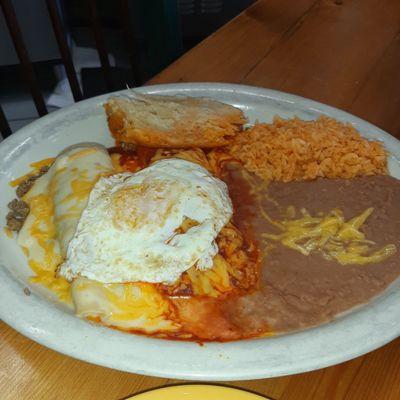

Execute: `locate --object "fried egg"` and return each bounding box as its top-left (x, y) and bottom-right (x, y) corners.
top-left (59, 158), bottom-right (232, 284)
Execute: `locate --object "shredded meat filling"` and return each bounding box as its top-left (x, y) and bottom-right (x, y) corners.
top-left (6, 199), bottom-right (29, 232)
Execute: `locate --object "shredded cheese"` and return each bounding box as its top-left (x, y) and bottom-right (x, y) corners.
top-left (186, 254), bottom-right (231, 297)
top-left (105, 283), bottom-right (171, 322)
top-left (262, 207), bottom-right (397, 265)
top-left (73, 278), bottom-right (179, 331)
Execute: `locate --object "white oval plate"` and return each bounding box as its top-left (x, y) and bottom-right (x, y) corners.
top-left (1, 83), bottom-right (400, 381)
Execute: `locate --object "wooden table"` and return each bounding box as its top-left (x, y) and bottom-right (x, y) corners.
top-left (1, 0), bottom-right (400, 398)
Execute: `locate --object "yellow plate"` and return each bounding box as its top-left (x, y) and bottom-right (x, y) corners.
top-left (127, 384), bottom-right (269, 400)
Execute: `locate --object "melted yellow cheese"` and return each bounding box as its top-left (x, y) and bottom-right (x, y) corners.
top-left (59, 178), bottom-right (95, 205)
top-left (186, 254), bottom-right (231, 297)
top-left (72, 278), bottom-right (179, 332)
top-left (24, 193), bottom-right (71, 301)
top-left (105, 283), bottom-right (170, 322)
top-left (10, 158), bottom-right (55, 187)
top-left (262, 207), bottom-right (397, 265)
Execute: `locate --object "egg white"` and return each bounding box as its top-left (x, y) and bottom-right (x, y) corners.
top-left (59, 158), bottom-right (232, 284)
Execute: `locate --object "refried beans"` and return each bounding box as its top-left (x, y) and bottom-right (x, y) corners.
top-left (220, 165), bottom-right (400, 336)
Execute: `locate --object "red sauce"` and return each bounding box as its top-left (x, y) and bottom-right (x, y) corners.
top-left (136, 146), bottom-right (157, 167)
top-left (108, 145), bottom-right (157, 171)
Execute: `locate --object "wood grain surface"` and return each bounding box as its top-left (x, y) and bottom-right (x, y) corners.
top-left (1, 0), bottom-right (400, 398)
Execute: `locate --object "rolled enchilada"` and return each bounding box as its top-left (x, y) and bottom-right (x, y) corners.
top-left (18, 143), bottom-right (114, 300)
